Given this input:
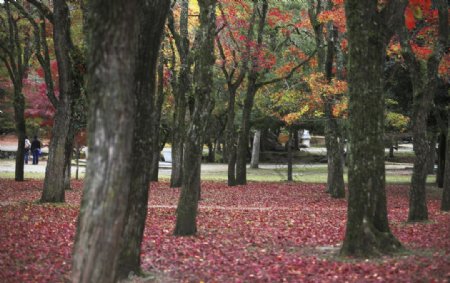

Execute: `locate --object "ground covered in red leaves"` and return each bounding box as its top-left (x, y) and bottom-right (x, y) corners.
top-left (0, 179), bottom-right (449, 282)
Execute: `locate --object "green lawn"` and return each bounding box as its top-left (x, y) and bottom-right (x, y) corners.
top-left (0, 160), bottom-right (436, 185)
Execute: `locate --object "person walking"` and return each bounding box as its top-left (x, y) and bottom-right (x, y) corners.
top-left (24, 136), bottom-right (31, 164)
top-left (31, 136), bottom-right (41, 165)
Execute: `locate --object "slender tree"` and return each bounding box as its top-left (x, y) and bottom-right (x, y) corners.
top-left (441, 112), bottom-right (450, 211)
top-left (323, 23), bottom-right (345, 198)
top-left (71, 0), bottom-right (141, 281)
top-left (307, 0), bottom-right (345, 198)
top-left (216, 1), bottom-right (256, 186)
top-left (150, 47), bottom-right (167, 182)
top-left (0, 0), bottom-right (33, 181)
top-left (23, 0), bottom-right (84, 202)
top-left (340, 0), bottom-right (406, 257)
top-left (174, 0), bottom-right (217, 236)
top-left (235, 0), bottom-right (268, 185)
top-left (397, 0), bottom-right (448, 221)
top-left (117, 0), bottom-right (169, 278)
top-left (167, 0), bottom-right (192, 188)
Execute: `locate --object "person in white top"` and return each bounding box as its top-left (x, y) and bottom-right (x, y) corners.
top-left (24, 136), bottom-right (31, 164)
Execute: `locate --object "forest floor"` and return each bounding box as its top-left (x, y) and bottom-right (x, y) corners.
top-left (0, 179), bottom-right (449, 282)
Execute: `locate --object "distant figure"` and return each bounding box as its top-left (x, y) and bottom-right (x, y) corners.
top-left (24, 136), bottom-right (31, 164)
top-left (30, 136), bottom-right (41, 165)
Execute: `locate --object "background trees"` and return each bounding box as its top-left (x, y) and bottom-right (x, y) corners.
top-left (0, 1), bottom-right (449, 280)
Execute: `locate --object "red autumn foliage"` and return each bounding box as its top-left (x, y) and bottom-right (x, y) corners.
top-left (0, 180), bottom-right (449, 282)
top-left (23, 60), bottom-right (59, 127)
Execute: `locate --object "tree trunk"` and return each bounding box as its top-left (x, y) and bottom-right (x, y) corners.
top-left (150, 50), bottom-right (166, 182)
top-left (399, 0), bottom-right (448, 222)
top-left (427, 134), bottom-right (437, 174)
top-left (75, 147), bottom-right (80, 180)
top-left (324, 100), bottom-right (345, 198)
top-left (3, 0), bottom-right (31, 182)
top-left (170, 0), bottom-right (191, 188)
top-left (13, 87), bottom-right (26, 182)
top-left (170, 95), bottom-right (186, 188)
top-left (287, 129), bottom-right (293, 182)
top-left (41, 0), bottom-right (78, 203)
top-left (236, 82), bottom-right (257, 185)
top-left (408, 86), bottom-right (431, 221)
top-left (235, 0), bottom-right (268, 185)
top-left (226, 89), bottom-right (237, 186)
top-left (323, 21), bottom-right (345, 198)
top-left (340, 0), bottom-right (404, 257)
top-left (175, 0), bottom-right (216, 236)
top-left (441, 115), bottom-right (450, 211)
top-left (41, 103), bottom-right (71, 202)
top-left (436, 132), bottom-right (446, 188)
top-left (293, 130), bottom-right (299, 151)
top-left (250, 130), bottom-right (261, 169)
top-left (63, 130), bottom-right (75, 190)
top-left (71, 0), bottom-right (140, 281)
top-left (207, 142), bottom-right (215, 162)
top-left (117, 1), bottom-right (169, 278)
top-left (63, 157), bottom-right (71, 190)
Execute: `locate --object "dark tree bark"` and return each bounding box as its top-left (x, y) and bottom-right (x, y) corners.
top-left (324, 23), bottom-right (345, 198)
top-left (14, 0), bottom-right (85, 196)
top-left (324, 100), bottom-right (345, 198)
top-left (236, 0), bottom-right (268, 185)
top-left (0, 0), bottom-right (32, 182)
top-left (308, 0), bottom-right (345, 198)
top-left (340, 0), bottom-right (406, 257)
top-left (40, 0), bottom-right (82, 203)
top-left (436, 132), bottom-right (446, 188)
top-left (398, 0), bottom-right (448, 222)
top-left (174, 0), bottom-right (216, 236)
top-left (117, 1), bottom-right (169, 278)
top-left (250, 130), bottom-right (261, 169)
top-left (168, 0), bottom-right (192, 188)
top-left (71, 0), bottom-right (141, 281)
top-left (441, 115), bottom-right (450, 211)
top-left (287, 128), bottom-right (293, 182)
top-left (308, 0), bottom-right (325, 70)
top-left (150, 49), bottom-right (167, 182)
top-left (216, 2), bottom-right (255, 186)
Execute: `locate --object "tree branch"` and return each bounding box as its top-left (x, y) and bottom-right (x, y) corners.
top-left (25, 0), bottom-right (54, 24)
top-left (10, 1), bottom-right (58, 106)
top-left (256, 50), bottom-right (317, 88)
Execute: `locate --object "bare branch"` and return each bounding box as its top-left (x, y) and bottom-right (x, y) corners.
top-left (256, 50), bottom-right (317, 88)
top-left (25, 0), bottom-right (54, 24)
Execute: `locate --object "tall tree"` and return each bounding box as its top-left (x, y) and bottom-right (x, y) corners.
top-left (397, 0), bottom-right (448, 221)
top-left (216, 0), bottom-right (256, 186)
top-left (340, 0), bottom-right (406, 257)
top-left (167, 0), bottom-right (192, 188)
top-left (24, 0), bottom-right (84, 202)
top-left (308, 0), bottom-right (346, 198)
top-left (71, 0), bottom-right (141, 281)
top-left (235, 0), bottom-right (268, 185)
top-left (234, 0), bottom-right (316, 185)
top-left (323, 23), bottom-right (345, 198)
top-left (174, 0), bottom-right (217, 236)
top-left (150, 47), bottom-right (168, 182)
top-left (117, 0), bottom-right (169, 278)
top-left (0, 0), bottom-right (33, 181)
top-left (441, 112), bottom-right (450, 211)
